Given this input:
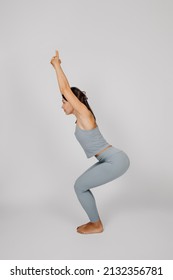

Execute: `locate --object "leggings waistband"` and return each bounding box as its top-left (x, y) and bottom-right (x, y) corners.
top-left (95, 146), bottom-right (122, 161)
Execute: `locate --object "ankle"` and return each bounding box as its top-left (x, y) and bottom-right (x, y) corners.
top-left (91, 219), bottom-right (103, 227)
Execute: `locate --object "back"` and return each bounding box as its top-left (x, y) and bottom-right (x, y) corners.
top-left (75, 125), bottom-right (110, 158)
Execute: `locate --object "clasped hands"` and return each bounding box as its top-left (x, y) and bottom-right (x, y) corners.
top-left (50, 50), bottom-right (61, 69)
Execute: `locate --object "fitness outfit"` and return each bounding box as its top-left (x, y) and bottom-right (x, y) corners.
top-left (74, 124), bottom-right (130, 222)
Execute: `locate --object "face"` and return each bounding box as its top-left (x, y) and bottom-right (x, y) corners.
top-left (61, 99), bottom-right (74, 115)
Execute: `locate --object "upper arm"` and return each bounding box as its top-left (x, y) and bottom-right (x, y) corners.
top-left (62, 87), bottom-right (88, 114)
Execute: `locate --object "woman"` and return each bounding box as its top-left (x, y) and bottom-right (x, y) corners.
top-left (50, 50), bottom-right (130, 234)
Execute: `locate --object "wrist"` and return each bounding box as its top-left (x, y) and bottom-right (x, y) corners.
top-left (55, 63), bottom-right (61, 71)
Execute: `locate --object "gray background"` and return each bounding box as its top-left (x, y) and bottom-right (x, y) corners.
top-left (0, 0), bottom-right (173, 259)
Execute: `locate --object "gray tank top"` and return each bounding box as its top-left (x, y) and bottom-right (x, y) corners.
top-left (74, 124), bottom-right (110, 158)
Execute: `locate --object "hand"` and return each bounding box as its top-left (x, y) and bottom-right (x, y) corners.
top-left (50, 50), bottom-right (61, 69)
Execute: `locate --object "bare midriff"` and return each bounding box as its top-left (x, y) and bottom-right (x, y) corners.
top-left (95, 145), bottom-right (112, 157)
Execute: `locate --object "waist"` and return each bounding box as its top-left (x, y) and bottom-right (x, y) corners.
top-left (95, 145), bottom-right (112, 157)
top-left (95, 145), bottom-right (122, 160)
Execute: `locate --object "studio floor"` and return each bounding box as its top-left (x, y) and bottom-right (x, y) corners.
top-left (0, 198), bottom-right (172, 260)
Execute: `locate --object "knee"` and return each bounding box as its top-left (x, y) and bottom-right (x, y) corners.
top-left (74, 178), bottom-right (83, 195)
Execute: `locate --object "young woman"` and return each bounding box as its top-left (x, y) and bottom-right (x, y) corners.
top-left (50, 50), bottom-right (130, 234)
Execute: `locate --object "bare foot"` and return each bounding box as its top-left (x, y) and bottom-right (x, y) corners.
top-left (77, 221), bottom-right (91, 230)
top-left (77, 220), bottom-right (104, 234)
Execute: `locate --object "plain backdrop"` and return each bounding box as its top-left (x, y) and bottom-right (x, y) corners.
top-left (0, 0), bottom-right (173, 259)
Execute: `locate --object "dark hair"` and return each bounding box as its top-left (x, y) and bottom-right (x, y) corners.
top-left (62, 87), bottom-right (96, 120)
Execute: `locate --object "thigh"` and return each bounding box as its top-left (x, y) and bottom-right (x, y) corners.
top-left (75, 160), bottom-right (117, 192)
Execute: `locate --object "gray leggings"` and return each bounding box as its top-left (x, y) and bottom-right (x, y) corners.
top-left (74, 146), bottom-right (130, 222)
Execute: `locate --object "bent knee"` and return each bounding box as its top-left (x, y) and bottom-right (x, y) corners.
top-left (74, 176), bottom-right (89, 195)
top-left (74, 178), bottom-right (82, 194)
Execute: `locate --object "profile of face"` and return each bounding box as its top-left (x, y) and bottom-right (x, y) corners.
top-left (61, 99), bottom-right (74, 115)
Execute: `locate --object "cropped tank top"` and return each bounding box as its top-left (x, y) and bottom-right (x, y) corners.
top-left (74, 124), bottom-right (110, 158)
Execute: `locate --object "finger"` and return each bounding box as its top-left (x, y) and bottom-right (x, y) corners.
top-left (50, 58), bottom-right (54, 64)
top-left (56, 50), bottom-right (59, 57)
top-left (51, 56), bottom-right (56, 61)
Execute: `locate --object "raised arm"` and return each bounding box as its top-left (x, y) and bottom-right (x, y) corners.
top-left (50, 50), bottom-right (87, 114)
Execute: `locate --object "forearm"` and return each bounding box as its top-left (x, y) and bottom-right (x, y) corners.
top-left (54, 65), bottom-right (70, 93)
